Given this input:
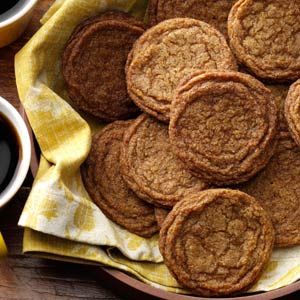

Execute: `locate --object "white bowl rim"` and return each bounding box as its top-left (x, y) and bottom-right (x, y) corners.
top-left (0, 96), bottom-right (31, 208)
top-left (0, 0), bottom-right (38, 28)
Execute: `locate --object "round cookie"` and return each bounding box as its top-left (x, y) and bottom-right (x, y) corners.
top-left (239, 133), bottom-right (300, 247)
top-left (170, 71), bottom-right (278, 185)
top-left (63, 11), bottom-right (144, 121)
top-left (81, 121), bottom-right (158, 238)
top-left (155, 207), bottom-right (170, 229)
top-left (285, 80), bottom-right (300, 146)
top-left (120, 114), bottom-right (207, 207)
top-left (228, 0), bottom-right (300, 81)
top-left (147, 0), bottom-right (237, 39)
top-left (126, 18), bottom-right (237, 122)
top-left (159, 189), bottom-right (275, 296)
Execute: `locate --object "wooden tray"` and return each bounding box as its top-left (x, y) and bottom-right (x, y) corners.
top-left (19, 107), bottom-right (300, 300)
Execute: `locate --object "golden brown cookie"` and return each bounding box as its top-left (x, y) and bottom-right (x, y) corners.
top-left (63, 11), bottom-right (144, 121)
top-left (239, 133), bottom-right (300, 247)
top-left (147, 0), bottom-right (237, 39)
top-left (170, 71), bottom-right (278, 185)
top-left (81, 121), bottom-right (158, 238)
top-left (120, 114), bottom-right (207, 207)
top-left (228, 0), bottom-right (300, 81)
top-left (159, 189), bottom-right (274, 296)
top-left (284, 80), bottom-right (300, 146)
top-left (126, 18), bottom-right (237, 122)
top-left (155, 207), bottom-right (170, 229)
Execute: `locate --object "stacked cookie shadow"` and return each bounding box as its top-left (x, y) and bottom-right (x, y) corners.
top-left (62, 0), bottom-right (300, 297)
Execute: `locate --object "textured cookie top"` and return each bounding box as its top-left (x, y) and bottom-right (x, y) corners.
top-left (120, 114), bottom-right (207, 207)
top-left (170, 71), bottom-right (278, 185)
top-left (63, 12), bottom-right (144, 121)
top-left (147, 0), bottom-right (237, 39)
top-left (228, 0), bottom-right (300, 81)
top-left (285, 80), bottom-right (300, 146)
top-left (159, 189), bottom-right (274, 296)
top-left (240, 133), bottom-right (300, 247)
top-left (81, 121), bottom-right (158, 238)
top-left (127, 18), bottom-right (237, 122)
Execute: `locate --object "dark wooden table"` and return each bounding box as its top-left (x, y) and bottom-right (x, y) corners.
top-left (0, 1), bottom-right (299, 299)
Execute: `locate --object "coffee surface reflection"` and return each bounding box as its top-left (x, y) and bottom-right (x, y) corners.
top-left (0, 113), bottom-right (20, 194)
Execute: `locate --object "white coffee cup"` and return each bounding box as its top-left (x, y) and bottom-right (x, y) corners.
top-left (0, 96), bottom-right (31, 208)
top-left (0, 0), bottom-right (38, 47)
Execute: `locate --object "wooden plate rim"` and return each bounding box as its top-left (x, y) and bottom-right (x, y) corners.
top-left (19, 107), bottom-right (300, 300)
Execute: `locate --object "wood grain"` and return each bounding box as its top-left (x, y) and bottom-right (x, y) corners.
top-left (0, 0), bottom-right (299, 299)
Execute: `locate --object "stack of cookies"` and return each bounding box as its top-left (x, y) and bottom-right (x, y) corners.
top-left (62, 0), bottom-right (300, 296)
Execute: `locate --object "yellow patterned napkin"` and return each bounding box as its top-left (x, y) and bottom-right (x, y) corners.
top-left (0, 233), bottom-right (7, 257)
top-left (16, 0), bottom-right (300, 294)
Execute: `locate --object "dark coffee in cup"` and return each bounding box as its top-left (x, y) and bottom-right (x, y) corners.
top-left (0, 1), bottom-right (20, 15)
top-left (0, 112), bottom-right (20, 193)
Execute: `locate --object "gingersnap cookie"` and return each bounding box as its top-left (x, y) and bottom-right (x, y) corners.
top-left (284, 80), bottom-right (300, 146)
top-left (147, 0), bottom-right (237, 39)
top-left (228, 0), bottom-right (300, 81)
top-left (81, 121), bottom-right (158, 238)
top-left (120, 114), bottom-right (207, 207)
top-left (159, 189), bottom-right (274, 296)
top-left (170, 71), bottom-right (278, 185)
top-left (126, 18), bottom-right (237, 122)
top-left (63, 11), bottom-right (144, 121)
top-left (239, 133), bottom-right (300, 247)
top-left (155, 207), bottom-right (170, 229)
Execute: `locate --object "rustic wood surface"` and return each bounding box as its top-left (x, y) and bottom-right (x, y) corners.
top-left (0, 0), bottom-right (299, 299)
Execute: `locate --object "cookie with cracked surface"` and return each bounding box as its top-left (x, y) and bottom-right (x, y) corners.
top-left (120, 114), bottom-right (207, 207)
top-left (228, 0), bottom-right (300, 81)
top-left (239, 133), bottom-right (300, 247)
top-left (147, 0), bottom-right (237, 39)
top-left (62, 11), bottom-right (144, 122)
top-left (159, 189), bottom-right (274, 296)
top-left (155, 207), bottom-right (170, 229)
top-left (126, 18), bottom-right (237, 122)
top-left (170, 71), bottom-right (278, 185)
top-left (81, 121), bottom-right (158, 238)
top-left (285, 80), bottom-right (300, 146)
